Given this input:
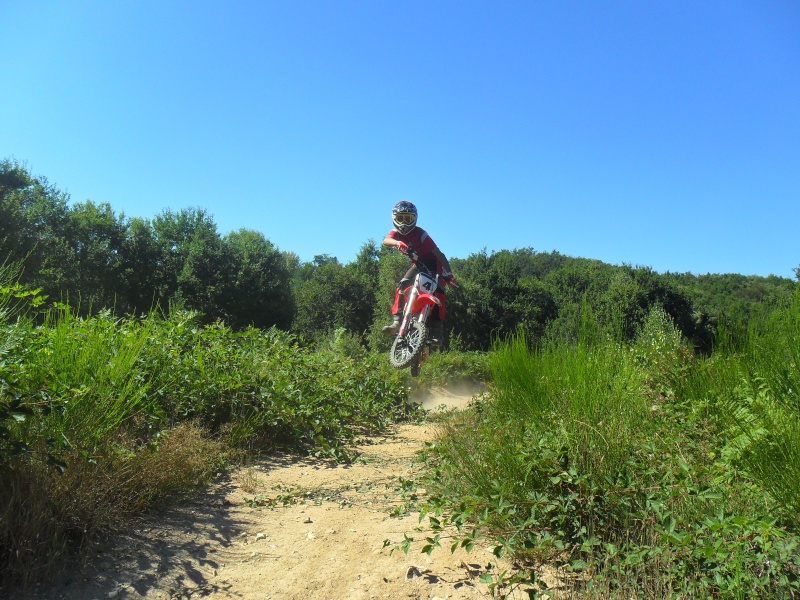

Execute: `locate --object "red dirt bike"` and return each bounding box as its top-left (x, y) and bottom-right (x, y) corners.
top-left (389, 251), bottom-right (456, 377)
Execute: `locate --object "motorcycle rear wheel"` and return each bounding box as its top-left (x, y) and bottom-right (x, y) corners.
top-left (390, 319), bottom-right (427, 369)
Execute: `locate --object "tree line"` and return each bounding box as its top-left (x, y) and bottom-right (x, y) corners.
top-left (3, 158), bottom-right (797, 351)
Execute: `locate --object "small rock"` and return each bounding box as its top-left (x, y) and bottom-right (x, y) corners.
top-left (255, 532), bottom-right (268, 541)
top-left (303, 517), bottom-right (313, 524)
top-left (306, 532), bottom-right (315, 540)
top-left (107, 590), bottom-right (119, 599)
top-left (406, 566), bottom-right (423, 580)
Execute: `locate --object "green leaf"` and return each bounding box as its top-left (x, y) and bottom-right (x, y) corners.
top-left (662, 514), bottom-right (676, 534)
top-left (569, 559), bottom-right (590, 571)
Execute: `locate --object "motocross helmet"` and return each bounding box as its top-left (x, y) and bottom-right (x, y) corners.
top-left (392, 201), bottom-right (418, 235)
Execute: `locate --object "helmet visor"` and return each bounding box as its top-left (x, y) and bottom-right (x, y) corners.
top-left (394, 213), bottom-right (416, 225)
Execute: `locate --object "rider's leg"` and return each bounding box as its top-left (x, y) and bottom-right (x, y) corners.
top-left (381, 289), bottom-right (403, 335)
top-left (382, 267), bottom-right (418, 336)
top-left (430, 291), bottom-right (446, 346)
top-left (430, 319), bottom-right (444, 346)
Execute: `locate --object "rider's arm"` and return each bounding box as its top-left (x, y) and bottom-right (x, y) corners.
top-left (382, 235), bottom-right (403, 249)
top-left (383, 235), bottom-right (410, 255)
top-left (432, 247), bottom-right (452, 273)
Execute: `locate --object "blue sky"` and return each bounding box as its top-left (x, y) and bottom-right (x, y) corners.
top-left (2, 1), bottom-right (799, 277)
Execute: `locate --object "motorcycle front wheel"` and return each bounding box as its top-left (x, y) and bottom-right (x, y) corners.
top-left (389, 319), bottom-right (427, 369)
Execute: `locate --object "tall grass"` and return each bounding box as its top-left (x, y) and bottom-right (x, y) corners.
top-left (709, 292), bottom-right (800, 526)
top-left (26, 307), bottom-right (157, 449)
top-left (428, 323), bottom-right (661, 561)
top-left (491, 333), bottom-right (649, 480)
top-left (424, 303), bottom-right (800, 597)
top-left (1, 303), bottom-right (410, 587)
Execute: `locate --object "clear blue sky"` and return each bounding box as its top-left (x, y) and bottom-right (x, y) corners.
top-left (2, 1), bottom-right (799, 277)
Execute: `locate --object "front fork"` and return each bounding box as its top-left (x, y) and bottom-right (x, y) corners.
top-left (398, 286), bottom-right (416, 337)
top-left (398, 287), bottom-right (432, 337)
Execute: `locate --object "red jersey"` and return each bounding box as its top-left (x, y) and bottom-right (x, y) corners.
top-left (387, 227), bottom-right (443, 274)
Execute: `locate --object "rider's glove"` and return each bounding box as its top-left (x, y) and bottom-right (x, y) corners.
top-left (397, 241), bottom-right (409, 255)
top-left (442, 270), bottom-right (457, 286)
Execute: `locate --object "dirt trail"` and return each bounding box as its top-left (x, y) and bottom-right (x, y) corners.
top-left (32, 389), bottom-right (544, 600)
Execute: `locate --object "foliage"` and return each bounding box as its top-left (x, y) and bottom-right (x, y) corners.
top-left (411, 349), bottom-right (490, 389)
top-left (366, 246), bottom-right (410, 351)
top-left (714, 293), bottom-right (800, 528)
top-left (3, 160), bottom-right (795, 352)
top-left (56, 200), bottom-right (128, 311)
top-left (218, 228), bottom-right (296, 329)
top-left (667, 271), bottom-right (796, 325)
top-left (3, 158), bottom-right (799, 595)
top-left (20, 308), bottom-right (157, 453)
top-left (0, 159), bottom-right (70, 293)
top-left (149, 207), bottom-right (226, 319)
top-left (0, 305), bottom-right (409, 586)
top-left (0, 265), bottom-right (52, 466)
top-left (1, 161), bottom-right (300, 328)
top-left (413, 304), bottom-right (800, 598)
top-left (448, 249), bottom-right (558, 350)
top-left (293, 258), bottom-right (372, 343)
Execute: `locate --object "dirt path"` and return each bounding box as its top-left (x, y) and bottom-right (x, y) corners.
top-left (34, 389), bottom-right (544, 600)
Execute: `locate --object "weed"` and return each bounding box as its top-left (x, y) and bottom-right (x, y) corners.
top-left (417, 305), bottom-right (800, 597)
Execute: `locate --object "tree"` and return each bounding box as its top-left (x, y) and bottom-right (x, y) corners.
top-left (0, 159), bottom-right (33, 262)
top-left (52, 200), bottom-right (127, 312)
top-left (150, 208), bottom-right (224, 320)
top-left (119, 217), bottom-right (161, 315)
top-left (352, 240), bottom-right (380, 283)
top-left (218, 229), bottom-right (295, 330)
top-left (447, 249), bottom-right (558, 350)
top-left (0, 160), bottom-right (70, 294)
top-left (293, 259), bottom-right (373, 342)
top-left (351, 240), bottom-right (380, 328)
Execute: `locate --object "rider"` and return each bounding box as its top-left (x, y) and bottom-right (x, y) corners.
top-left (381, 200), bottom-right (456, 345)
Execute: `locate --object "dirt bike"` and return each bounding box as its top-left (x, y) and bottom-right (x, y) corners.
top-left (388, 251), bottom-right (455, 377)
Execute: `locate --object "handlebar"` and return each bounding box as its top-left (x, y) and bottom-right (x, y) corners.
top-left (406, 249), bottom-right (457, 287)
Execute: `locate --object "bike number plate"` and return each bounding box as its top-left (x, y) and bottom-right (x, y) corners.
top-left (418, 273), bottom-right (437, 293)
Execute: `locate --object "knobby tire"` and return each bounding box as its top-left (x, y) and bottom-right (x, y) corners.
top-left (389, 319), bottom-right (427, 369)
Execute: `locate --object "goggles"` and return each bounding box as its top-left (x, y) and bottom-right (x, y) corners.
top-left (394, 213), bottom-right (415, 224)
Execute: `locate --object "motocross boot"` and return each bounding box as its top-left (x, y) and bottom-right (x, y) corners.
top-left (430, 320), bottom-right (444, 347)
top-left (382, 315), bottom-right (402, 336)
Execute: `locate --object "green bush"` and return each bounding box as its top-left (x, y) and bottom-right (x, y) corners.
top-left (420, 311), bottom-right (800, 597)
top-left (413, 349), bottom-right (490, 389)
top-left (1, 305), bottom-right (410, 586)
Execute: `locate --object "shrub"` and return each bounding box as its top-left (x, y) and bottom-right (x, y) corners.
top-left (1, 307), bottom-right (409, 587)
top-left (420, 320), bottom-right (800, 597)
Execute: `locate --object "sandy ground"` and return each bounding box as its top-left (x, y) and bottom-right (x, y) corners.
top-left (27, 389), bottom-right (554, 600)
